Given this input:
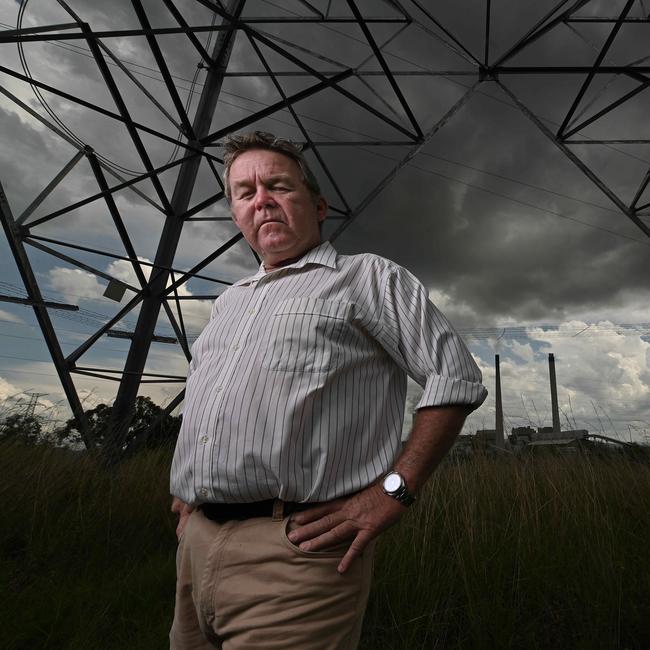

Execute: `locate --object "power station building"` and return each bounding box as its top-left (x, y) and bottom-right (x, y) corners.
top-left (461, 353), bottom-right (590, 454)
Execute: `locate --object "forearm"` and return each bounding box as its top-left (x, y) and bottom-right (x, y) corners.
top-left (391, 404), bottom-right (471, 493)
top-left (289, 404), bottom-right (471, 572)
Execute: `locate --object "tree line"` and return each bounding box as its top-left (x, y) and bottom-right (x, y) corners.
top-left (0, 396), bottom-right (180, 452)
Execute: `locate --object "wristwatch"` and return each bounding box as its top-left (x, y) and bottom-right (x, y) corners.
top-left (381, 471), bottom-right (416, 506)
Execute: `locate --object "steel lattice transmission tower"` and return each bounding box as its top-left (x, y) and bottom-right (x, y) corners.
top-left (1, 0), bottom-right (648, 453)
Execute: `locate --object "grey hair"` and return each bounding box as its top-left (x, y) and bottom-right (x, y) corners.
top-left (222, 131), bottom-right (321, 202)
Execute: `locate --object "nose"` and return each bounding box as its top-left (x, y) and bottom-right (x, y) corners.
top-left (254, 185), bottom-right (276, 211)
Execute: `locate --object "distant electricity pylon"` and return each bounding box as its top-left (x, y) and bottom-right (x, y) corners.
top-left (0, 0), bottom-right (648, 454)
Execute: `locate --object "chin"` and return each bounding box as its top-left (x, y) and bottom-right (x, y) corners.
top-left (259, 236), bottom-right (296, 253)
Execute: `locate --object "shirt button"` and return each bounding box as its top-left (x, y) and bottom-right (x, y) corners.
top-left (200, 488), bottom-right (208, 497)
top-left (216, 386), bottom-right (222, 392)
top-left (200, 435), bottom-right (208, 444)
top-left (233, 344), bottom-right (240, 350)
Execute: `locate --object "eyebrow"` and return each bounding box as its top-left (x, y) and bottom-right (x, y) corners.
top-left (231, 173), bottom-right (294, 190)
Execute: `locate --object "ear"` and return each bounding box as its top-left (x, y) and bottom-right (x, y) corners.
top-left (315, 196), bottom-right (328, 222)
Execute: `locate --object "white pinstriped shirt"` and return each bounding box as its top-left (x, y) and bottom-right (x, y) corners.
top-left (170, 242), bottom-right (487, 505)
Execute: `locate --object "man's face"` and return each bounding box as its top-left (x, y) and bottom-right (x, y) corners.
top-left (228, 149), bottom-right (327, 269)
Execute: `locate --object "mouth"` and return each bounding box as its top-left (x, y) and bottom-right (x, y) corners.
top-left (259, 219), bottom-right (284, 228)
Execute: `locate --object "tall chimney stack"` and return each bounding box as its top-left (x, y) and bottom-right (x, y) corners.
top-left (548, 353), bottom-right (561, 433)
top-left (495, 354), bottom-right (504, 446)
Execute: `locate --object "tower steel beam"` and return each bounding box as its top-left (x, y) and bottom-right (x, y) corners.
top-left (65, 293), bottom-right (145, 366)
top-left (566, 139), bottom-right (650, 144)
top-left (95, 39), bottom-right (184, 132)
top-left (131, 0), bottom-right (196, 139)
top-left (162, 233), bottom-right (244, 298)
top-left (557, 0), bottom-right (636, 138)
top-left (0, 295), bottom-right (78, 311)
top-left (74, 22), bottom-right (174, 213)
top-left (160, 298), bottom-right (192, 361)
top-left (496, 79), bottom-right (650, 239)
top-left (409, 0), bottom-right (482, 66)
top-left (244, 33), bottom-right (351, 213)
top-left (347, 0), bottom-right (423, 139)
top-left (24, 239), bottom-right (141, 292)
top-left (0, 25), bottom-right (230, 43)
top-left (105, 0), bottom-right (245, 458)
top-left (16, 150), bottom-right (84, 225)
top-left (25, 153), bottom-right (200, 229)
top-left (0, 18), bottom-right (411, 44)
top-left (562, 76), bottom-right (650, 140)
top-left (1, 1), bottom-right (649, 456)
top-left (25, 234), bottom-right (233, 287)
top-left (197, 0), bottom-right (420, 142)
top-left (0, 180), bottom-right (93, 447)
top-left (330, 81), bottom-right (480, 240)
top-left (162, 0), bottom-right (216, 66)
top-left (484, 0), bottom-right (491, 66)
top-left (0, 65), bottom-right (224, 159)
top-left (631, 171), bottom-right (650, 210)
top-left (86, 152), bottom-right (149, 289)
top-left (202, 70), bottom-right (360, 144)
top-left (492, 0), bottom-right (591, 68)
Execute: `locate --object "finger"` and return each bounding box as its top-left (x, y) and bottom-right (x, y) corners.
top-left (288, 512), bottom-right (343, 544)
top-left (337, 532), bottom-right (372, 574)
top-left (176, 512), bottom-right (191, 540)
top-left (297, 522), bottom-right (354, 552)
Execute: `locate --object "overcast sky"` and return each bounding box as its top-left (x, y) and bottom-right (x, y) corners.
top-left (1, 0), bottom-right (649, 443)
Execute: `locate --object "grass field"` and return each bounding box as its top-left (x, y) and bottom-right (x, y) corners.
top-left (1, 439), bottom-right (649, 649)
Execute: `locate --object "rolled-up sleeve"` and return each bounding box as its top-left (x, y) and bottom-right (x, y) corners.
top-left (377, 265), bottom-right (487, 411)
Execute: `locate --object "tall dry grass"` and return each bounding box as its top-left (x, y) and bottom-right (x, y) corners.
top-left (362, 452), bottom-right (650, 649)
top-left (0, 439), bottom-right (176, 649)
top-left (1, 438), bottom-right (649, 649)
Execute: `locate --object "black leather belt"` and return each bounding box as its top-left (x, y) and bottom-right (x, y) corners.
top-left (200, 499), bottom-right (317, 522)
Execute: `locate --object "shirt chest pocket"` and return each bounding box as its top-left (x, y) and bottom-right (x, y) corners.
top-left (262, 298), bottom-right (353, 373)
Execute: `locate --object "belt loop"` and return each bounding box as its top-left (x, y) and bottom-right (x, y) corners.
top-left (272, 499), bottom-right (285, 521)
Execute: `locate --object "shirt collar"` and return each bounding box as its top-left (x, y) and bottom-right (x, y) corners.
top-left (232, 241), bottom-right (338, 287)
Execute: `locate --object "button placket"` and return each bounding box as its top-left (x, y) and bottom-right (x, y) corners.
top-left (196, 284), bottom-right (270, 502)
top-left (209, 288), bottom-right (264, 405)
top-left (237, 283), bottom-right (270, 348)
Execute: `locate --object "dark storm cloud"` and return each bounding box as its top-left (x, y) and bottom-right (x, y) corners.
top-left (309, 0), bottom-right (650, 328)
top-left (334, 81), bottom-right (650, 327)
top-left (3, 0), bottom-right (649, 322)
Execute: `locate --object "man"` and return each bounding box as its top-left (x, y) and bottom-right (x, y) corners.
top-left (169, 131), bottom-right (487, 649)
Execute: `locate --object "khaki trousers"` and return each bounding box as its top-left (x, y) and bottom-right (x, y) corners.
top-left (170, 508), bottom-right (375, 650)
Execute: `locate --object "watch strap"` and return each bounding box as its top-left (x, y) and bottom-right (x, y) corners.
top-left (391, 484), bottom-right (416, 506)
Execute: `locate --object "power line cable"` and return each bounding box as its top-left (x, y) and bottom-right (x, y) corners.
top-left (359, 149), bottom-right (650, 247)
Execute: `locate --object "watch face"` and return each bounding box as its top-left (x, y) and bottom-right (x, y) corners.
top-left (383, 473), bottom-right (402, 492)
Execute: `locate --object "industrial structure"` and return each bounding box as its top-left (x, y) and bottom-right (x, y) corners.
top-left (1, 1), bottom-right (649, 454)
top-left (462, 352), bottom-right (638, 455)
